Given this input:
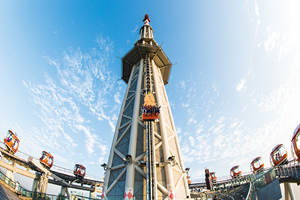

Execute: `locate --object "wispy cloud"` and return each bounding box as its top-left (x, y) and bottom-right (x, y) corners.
top-left (114, 92), bottom-right (121, 104)
top-left (23, 35), bottom-right (124, 168)
top-left (236, 78), bottom-right (246, 91)
top-left (181, 102), bottom-right (189, 108)
top-left (263, 26), bottom-right (280, 52)
top-left (254, 1), bottom-right (259, 17)
top-left (131, 25), bottom-right (139, 35)
top-left (180, 2), bottom-right (300, 179)
top-left (176, 126), bottom-right (182, 134)
top-left (179, 81), bottom-right (186, 90)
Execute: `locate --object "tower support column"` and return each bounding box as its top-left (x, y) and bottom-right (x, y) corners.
top-left (5, 161), bottom-right (15, 182)
top-left (284, 183), bottom-right (295, 200)
top-left (150, 121), bottom-right (157, 199)
top-left (124, 60), bottom-right (144, 199)
top-left (32, 172), bottom-right (49, 194)
top-left (60, 186), bottom-right (70, 199)
top-left (152, 61), bottom-right (175, 199)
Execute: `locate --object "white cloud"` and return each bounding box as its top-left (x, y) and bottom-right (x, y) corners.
top-left (188, 136), bottom-right (195, 147)
top-left (187, 117), bottom-right (197, 125)
top-left (212, 83), bottom-right (218, 92)
top-left (131, 25), bottom-right (139, 34)
top-left (23, 35), bottom-right (122, 167)
top-left (263, 26), bottom-right (280, 52)
top-left (179, 81), bottom-right (185, 90)
top-left (76, 124), bottom-right (93, 154)
top-left (255, 1), bottom-right (259, 17)
top-left (236, 78), bottom-right (246, 91)
top-left (109, 120), bottom-right (116, 133)
top-left (176, 127), bottom-right (182, 134)
top-left (230, 122), bottom-right (238, 129)
top-left (278, 35), bottom-right (289, 61)
top-left (217, 116), bottom-right (225, 124)
top-left (256, 19), bottom-right (260, 26)
top-left (196, 124), bottom-right (204, 134)
top-left (98, 156), bottom-right (105, 164)
top-left (179, 0), bottom-right (300, 179)
top-left (181, 102), bottom-right (189, 108)
top-left (114, 92), bottom-right (121, 104)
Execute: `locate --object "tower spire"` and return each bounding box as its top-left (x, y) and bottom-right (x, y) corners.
top-left (139, 14), bottom-right (154, 42)
top-left (143, 14), bottom-right (150, 25)
top-left (103, 15), bottom-right (190, 200)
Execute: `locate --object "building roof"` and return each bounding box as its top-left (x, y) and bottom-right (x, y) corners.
top-left (122, 42), bottom-right (172, 85)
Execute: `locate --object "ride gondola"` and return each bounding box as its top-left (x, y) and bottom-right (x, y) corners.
top-left (230, 165), bottom-right (242, 178)
top-left (74, 164), bottom-right (86, 179)
top-left (39, 151), bottom-right (54, 169)
top-left (270, 144), bottom-right (288, 167)
top-left (291, 124), bottom-right (300, 161)
top-left (210, 172), bottom-right (217, 182)
top-left (4, 130), bottom-right (20, 154)
top-left (141, 93), bottom-right (160, 122)
top-left (186, 175), bottom-right (191, 184)
top-left (250, 157), bottom-right (264, 173)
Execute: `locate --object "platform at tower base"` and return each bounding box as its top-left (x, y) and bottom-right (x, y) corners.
top-left (254, 178), bottom-right (282, 200)
top-left (0, 183), bottom-right (22, 200)
top-left (190, 167), bottom-right (284, 200)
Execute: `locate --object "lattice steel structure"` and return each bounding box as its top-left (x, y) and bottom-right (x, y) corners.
top-left (103, 15), bottom-right (190, 200)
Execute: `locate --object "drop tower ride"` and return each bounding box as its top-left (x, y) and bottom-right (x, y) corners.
top-left (103, 15), bottom-right (190, 200)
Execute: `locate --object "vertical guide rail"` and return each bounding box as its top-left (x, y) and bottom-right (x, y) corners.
top-left (148, 55), bottom-right (157, 199)
top-left (150, 121), bottom-right (157, 199)
top-left (144, 54), bottom-right (157, 200)
top-left (145, 54), bottom-right (152, 200)
top-left (148, 121), bottom-right (154, 199)
top-left (146, 121), bottom-right (150, 200)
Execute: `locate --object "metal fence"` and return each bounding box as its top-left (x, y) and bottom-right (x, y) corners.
top-left (246, 168), bottom-right (276, 200)
top-left (275, 159), bottom-right (300, 179)
top-left (0, 168), bottom-right (67, 199)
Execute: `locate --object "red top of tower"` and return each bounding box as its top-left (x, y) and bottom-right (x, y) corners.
top-left (143, 14), bottom-right (150, 25)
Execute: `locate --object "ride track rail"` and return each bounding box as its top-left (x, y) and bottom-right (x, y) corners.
top-left (0, 141), bottom-right (102, 180)
top-left (0, 141), bottom-right (103, 189)
top-left (190, 159), bottom-right (300, 200)
top-left (190, 159), bottom-right (300, 190)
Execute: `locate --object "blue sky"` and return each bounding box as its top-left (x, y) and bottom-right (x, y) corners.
top-left (1, 0), bottom-right (300, 191)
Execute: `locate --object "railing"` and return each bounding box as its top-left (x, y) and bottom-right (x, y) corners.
top-left (191, 171), bottom-right (256, 189)
top-left (51, 165), bottom-right (102, 181)
top-left (245, 168), bottom-right (276, 200)
top-left (191, 161), bottom-right (300, 189)
top-left (0, 142), bottom-right (102, 182)
top-left (0, 168), bottom-right (68, 199)
top-left (189, 190), bottom-right (213, 200)
top-left (70, 194), bottom-right (101, 200)
top-left (275, 159), bottom-right (300, 179)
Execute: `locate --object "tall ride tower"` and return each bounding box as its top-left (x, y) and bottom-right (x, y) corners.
top-left (103, 15), bottom-right (190, 200)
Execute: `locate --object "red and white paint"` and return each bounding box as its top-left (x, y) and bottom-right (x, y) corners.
top-left (101, 192), bottom-right (106, 200)
top-left (124, 187), bottom-right (134, 200)
top-left (168, 190), bottom-right (175, 200)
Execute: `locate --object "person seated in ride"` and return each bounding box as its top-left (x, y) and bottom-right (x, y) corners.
top-left (147, 105), bottom-right (151, 115)
top-left (275, 153), bottom-right (280, 161)
top-left (141, 105), bottom-right (146, 115)
top-left (149, 105), bottom-right (153, 115)
top-left (6, 135), bottom-right (12, 142)
top-left (152, 105), bottom-right (156, 115)
top-left (13, 140), bottom-right (18, 149)
top-left (277, 153), bottom-right (282, 160)
top-left (156, 106), bottom-right (161, 115)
